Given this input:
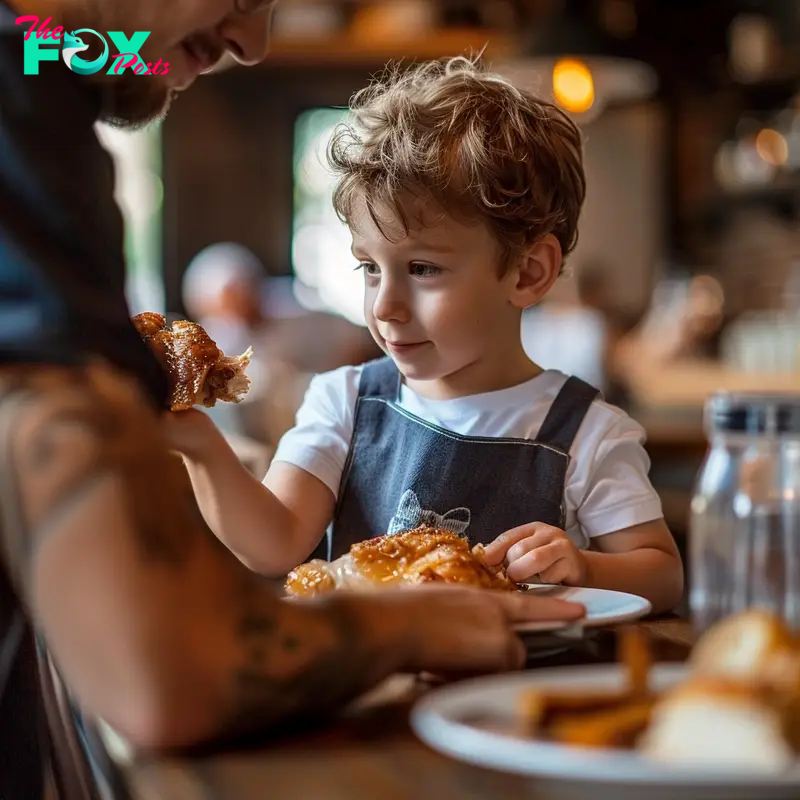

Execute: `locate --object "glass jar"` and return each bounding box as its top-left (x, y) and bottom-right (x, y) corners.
top-left (689, 392), bottom-right (800, 633)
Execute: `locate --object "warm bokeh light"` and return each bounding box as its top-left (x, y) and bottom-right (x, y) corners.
top-left (755, 128), bottom-right (788, 166)
top-left (552, 58), bottom-right (595, 114)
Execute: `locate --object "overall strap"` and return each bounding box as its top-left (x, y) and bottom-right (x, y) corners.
top-left (357, 357), bottom-right (401, 401)
top-left (536, 376), bottom-right (600, 453)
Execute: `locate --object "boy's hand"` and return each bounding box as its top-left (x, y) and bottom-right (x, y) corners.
top-left (483, 523), bottom-right (587, 586)
top-left (162, 408), bottom-right (225, 462)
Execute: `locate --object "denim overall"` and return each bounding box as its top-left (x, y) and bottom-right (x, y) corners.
top-left (324, 357), bottom-right (599, 560)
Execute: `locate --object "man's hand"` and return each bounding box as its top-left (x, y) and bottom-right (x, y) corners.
top-left (213, 581), bottom-right (586, 747)
top-left (379, 586), bottom-right (586, 673)
top-left (484, 523), bottom-right (588, 585)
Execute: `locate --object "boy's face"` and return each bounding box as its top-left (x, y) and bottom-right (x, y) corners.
top-left (351, 195), bottom-right (529, 398)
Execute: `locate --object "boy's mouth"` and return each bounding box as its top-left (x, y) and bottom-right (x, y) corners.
top-left (386, 341), bottom-right (429, 355)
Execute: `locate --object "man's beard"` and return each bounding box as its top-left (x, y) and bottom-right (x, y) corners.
top-left (92, 70), bottom-right (175, 130)
top-left (63, 3), bottom-right (174, 130)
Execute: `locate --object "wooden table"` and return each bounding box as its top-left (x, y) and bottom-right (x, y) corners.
top-left (121, 619), bottom-right (694, 800)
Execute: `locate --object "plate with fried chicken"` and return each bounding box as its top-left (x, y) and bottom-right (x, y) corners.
top-left (411, 611), bottom-right (800, 796)
top-left (284, 527), bottom-right (651, 632)
top-left (284, 527), bottom-right (516, 596)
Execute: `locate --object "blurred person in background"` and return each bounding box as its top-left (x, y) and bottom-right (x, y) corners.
top-left (612, 274), bottom-right (726, 383)
top-left (182, 241), bottom-right (266, 358)
top-left (181, 241), bottom-right (272, 441)
top-left (0, 2), bottom-right (585, 799)
top-left (182, 241), bottom-right (380, 446)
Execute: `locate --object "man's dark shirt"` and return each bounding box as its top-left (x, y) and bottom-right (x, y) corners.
top-left (0, 2), bottom-right (168, 399)
top-left (0, 3), bottom-right (168, 796)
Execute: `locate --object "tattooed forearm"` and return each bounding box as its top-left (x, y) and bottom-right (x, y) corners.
top-left (0, 365), bottom-right (198, 579)
top-left (218, 581), bottom-right (384, 740)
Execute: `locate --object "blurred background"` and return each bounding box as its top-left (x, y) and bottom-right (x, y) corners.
top-left (98, 0), bottom-right (800, 560)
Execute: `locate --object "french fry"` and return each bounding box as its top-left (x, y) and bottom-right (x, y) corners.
top-left (521, 689), bottom-right (634, 734)
top-left (618, 625), bottom-right (653, 698)
top-left (548, 700), bottom-right (656, 749)
top-left (520, 628), bottom-right (657, 741)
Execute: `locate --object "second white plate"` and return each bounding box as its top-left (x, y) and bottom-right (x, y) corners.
top-left (411, 664), bottom-right (800, 797)
top-left (513, 585), bottom-right (652, 633)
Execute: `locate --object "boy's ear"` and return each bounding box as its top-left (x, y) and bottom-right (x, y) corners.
top-left (508, 234), bottom-right (563, 310)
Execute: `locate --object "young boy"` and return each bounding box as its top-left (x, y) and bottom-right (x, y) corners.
top-left (166, 57), bottom-right (683, 613)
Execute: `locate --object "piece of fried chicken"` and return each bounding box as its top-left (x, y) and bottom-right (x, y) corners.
top-left (132, 312), bottom-right (253, 411)
top-left (285, 527), bottom-right (517, 597)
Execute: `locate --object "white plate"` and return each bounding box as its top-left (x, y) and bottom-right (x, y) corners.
top-left (513, 585), bottom-right (652, 633)
top-left (411, 664), bottom-right (800, 796)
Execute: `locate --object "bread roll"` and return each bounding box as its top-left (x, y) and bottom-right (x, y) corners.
top-left (640, 677), bottom-right (797, 772)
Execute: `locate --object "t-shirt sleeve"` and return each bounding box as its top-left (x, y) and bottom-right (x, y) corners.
top-left (270, 366), bottom-right (361, 496)
top-left (567, 411), bottom-right (664, 538)
top-left (0, 21), bottom-right (168, 407)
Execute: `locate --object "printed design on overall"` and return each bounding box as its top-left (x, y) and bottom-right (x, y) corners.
top-left (388, 489), bottom-right (472, 537)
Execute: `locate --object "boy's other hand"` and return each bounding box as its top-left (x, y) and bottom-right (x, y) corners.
top-left (483, 523), bottom-right (588, 586)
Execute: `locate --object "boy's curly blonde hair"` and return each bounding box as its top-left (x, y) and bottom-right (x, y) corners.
top-left (329, 56), bottom-right (586, 273)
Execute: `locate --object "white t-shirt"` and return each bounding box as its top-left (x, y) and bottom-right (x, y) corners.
top-left (271, 365), bottom-right (663, 549)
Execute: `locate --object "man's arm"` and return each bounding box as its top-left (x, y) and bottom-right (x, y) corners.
top-left (0, 364), bottom-right (401, 749)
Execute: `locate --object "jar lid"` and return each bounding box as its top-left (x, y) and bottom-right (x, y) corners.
top-left (706, 392), bottom-right (800, 434)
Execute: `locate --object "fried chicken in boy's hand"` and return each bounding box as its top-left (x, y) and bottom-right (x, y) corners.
top-left (133, 312), bottom-right (252, 411)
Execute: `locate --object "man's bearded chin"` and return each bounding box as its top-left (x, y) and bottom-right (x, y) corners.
top-left (59, 4), bottom-right (172, 129)
top-left (93, 71), bottom-right (175, 130)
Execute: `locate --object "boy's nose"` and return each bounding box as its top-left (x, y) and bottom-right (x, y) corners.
top-left (373, 286), bottom-right (411, 324)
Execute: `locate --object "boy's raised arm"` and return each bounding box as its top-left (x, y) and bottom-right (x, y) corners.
top-left (164, 409), bottom-right (335, 574)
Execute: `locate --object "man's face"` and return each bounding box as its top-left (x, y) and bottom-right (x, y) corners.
top-left (86, 0), bottom-right (276, 126)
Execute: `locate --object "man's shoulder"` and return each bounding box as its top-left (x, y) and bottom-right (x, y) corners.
top-left (0, 1), bottom-right (17, 28)
top-left (0, 2), bottom-right (25, 39)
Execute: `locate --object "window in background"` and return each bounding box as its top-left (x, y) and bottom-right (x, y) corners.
top-left (292, 107), bottom-right (367, 327)
top-left (95, 122), bottom-right (165, 315)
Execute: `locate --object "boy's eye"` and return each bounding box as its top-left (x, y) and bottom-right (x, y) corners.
top-left (410, 263), bottom-right (440, 277)
top-left (356, 262), bottom-right (380, 276)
